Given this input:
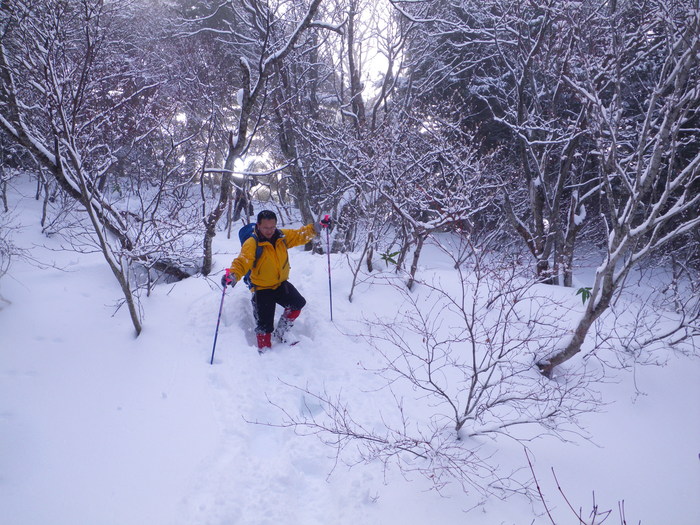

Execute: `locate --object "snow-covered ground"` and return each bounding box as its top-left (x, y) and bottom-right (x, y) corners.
top-left (1, 180), bottom-right (699, 525)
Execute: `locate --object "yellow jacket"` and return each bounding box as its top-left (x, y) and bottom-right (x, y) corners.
top-left (228, 223), bottom-right (317, 291)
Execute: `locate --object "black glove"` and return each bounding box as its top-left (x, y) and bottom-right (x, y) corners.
top-left (221, 272), bottom-right (236, 288)
top-left (320, 214), bottom-right (333, 228)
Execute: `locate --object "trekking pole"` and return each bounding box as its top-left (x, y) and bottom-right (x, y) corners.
top-left (210, 269), bottom-right (231, 365)
top-left (321, 215), bottom-right (333, 321)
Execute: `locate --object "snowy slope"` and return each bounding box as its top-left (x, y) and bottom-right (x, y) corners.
top-left (1, 181), bottom-right (699, 525)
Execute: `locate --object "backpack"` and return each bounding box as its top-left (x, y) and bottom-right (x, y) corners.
top-left (238, 223), bottom-right (263, 289)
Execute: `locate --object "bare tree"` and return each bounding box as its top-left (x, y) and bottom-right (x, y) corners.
top-left (538, 2), bottom-right (700, 376)
top-left (0, 0), bottom-right (198, 334)
top-left (485, 0), bottom-right (602, 286)
top-left (0, 202), bottom-right (19, 307)
top-left (0, 165), bottom-right (10, 213)
top-left (261, 0), bottom-right (415, 256)
top-left (526, 448), bottom-right (638, 525)
top-left (264, 232), bottom-right (598, 497)
top-left (333, 105), bottom-right (503, 288)
top-left (0, 131), bottom-right (14, 212)
top-left (184, 0), bottom-right (329, 275)
top-left (590, 244), bottom-right (700, 371)
top-left (393, 0), bottom-right (603, 285)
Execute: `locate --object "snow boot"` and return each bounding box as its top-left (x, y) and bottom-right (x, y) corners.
top-left (273, 308), bottom-right (301, 343)
top-left (257, 332), bottom-right (272, 353)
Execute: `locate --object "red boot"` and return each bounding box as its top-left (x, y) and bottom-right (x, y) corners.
top-left (256, 332), bottom-right (272, 353)
top-left (273, 308), bottom-right (301, 343)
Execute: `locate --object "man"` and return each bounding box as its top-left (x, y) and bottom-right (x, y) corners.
top-left (221, 210), bottom-right (328, 352)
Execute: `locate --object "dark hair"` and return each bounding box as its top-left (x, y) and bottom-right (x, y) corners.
top-left (257, 210), bottom-right (277, 222)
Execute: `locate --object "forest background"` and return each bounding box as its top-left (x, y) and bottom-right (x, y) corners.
top-left (1, 1), bottom-right (699, 522)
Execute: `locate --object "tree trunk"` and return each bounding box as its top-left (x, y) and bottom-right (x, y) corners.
top-left (537, 308), bottom-right (597, 377)
top-left (407, 233), bottom-right (425, 290)
top-left (366, 230), bottom-right (375, 273)
top-left (536, 258), bottom-right (555, 284)
top-left (270, 65), bottom-right (316, 229)
top-left (201, 163), bottom-right (232, 276)
top-left (116, 265), bottom-right (143, 337)
top-left (538, 272), bottom-right (614, 377)
top-left (40, 178), bottom-right (50, 228)
top-left (563, 257), bottom-right (574, 288)
top-left (1, 167), bottom-right (7, 213)
top-left (35, 169), bottom-right (43, 200)
top-left (74, 163), bottom-right (143, 336)
top-left (202, 227), bottom-right (215, 276)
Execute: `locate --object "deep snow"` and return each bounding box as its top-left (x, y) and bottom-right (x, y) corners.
top-left (1, 180), bottom-right (699, 525)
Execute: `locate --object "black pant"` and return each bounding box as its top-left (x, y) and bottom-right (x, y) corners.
top-left (252, 281), bottom-right (306, 334)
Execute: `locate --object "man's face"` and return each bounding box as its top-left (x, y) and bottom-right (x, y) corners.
top-left (258, 218), bottom-right (277, 240)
